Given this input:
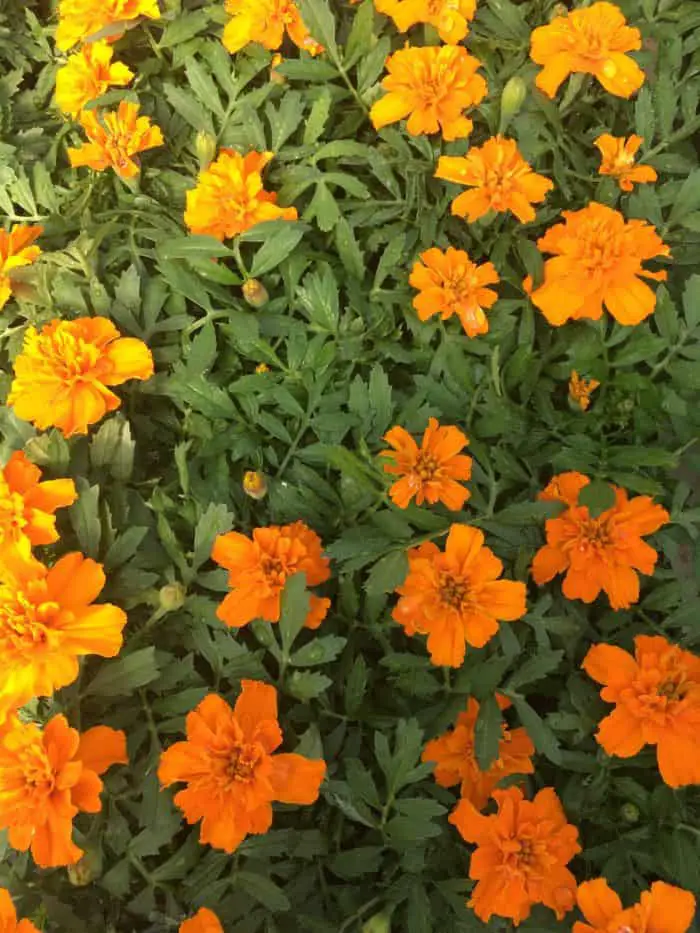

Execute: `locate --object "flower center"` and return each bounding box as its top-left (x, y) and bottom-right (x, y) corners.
top-left (0, 487), bottom-right (27, 541)
top-left (579, 221), bottom-right (624, 273)
top-left (0, 592), bottom-right (57, 654)
top-left (226, 743), bottom-right (263, 783)
top-left (439, 573), bottom-right (468, 610)
top-left (656, 677), bottom-right (686, 702)
top-left (517, 838), bottom-right (535, 865)
top-left (413, 451), bottom-right (440, 482)
top-left (574, 515), bottom-right (612, 551)
top-left (35, 329), bottom-right (102, 382)
top-left (260, 555), bottom-right (289, 587)
top-left (18, 746), bottom-right (55, 794)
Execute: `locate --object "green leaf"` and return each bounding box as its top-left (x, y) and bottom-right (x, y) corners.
top-left (297, 0), bottom-right (338, 57)
top-left (69, 481), bottom-right (101, 558)
top-left (287, 669), bottom-right (333, 699)
top-left (334, 217), bottom-right (364, 280)
top-left (364, 551), bottom-right (408, 598)
top-left (279, 572), bottom-right (311, 654)
top-left (578, 480), bottom-right (616, 517)
top-left (250, 222), bottom-right (306, 277)
top-left (510, 696), bottom-right (562, 764)
top-left (474, 694), bottom-right (502, 770)
top-left (507, 650), bottom-right (564, 691)
top-left (192, 503), bottom-right (234, 573)
top-left (290, 635), bottom-right (347, 667)
top-left (156, 235), bottom-right (232, 261)
top-left (85, 648), bottom-right (160, 697)
top-left (234, 871), bottom-right (291, 912)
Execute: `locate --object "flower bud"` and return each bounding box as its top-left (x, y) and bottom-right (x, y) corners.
top-left (270, 53), bottom-right (286, 85)
top-left (195, 131), bottom-right (217, 169)
top-left (67, 848), bottom-right (103, 886)
top-left (255, 362), bottom-right (270, 374)
top-left (620, 802), bottom-right (640, 824)
top-left (242, 279), bottom-right (269, 308)
top-left (159, 582), bottom-right (186, 612)
top-left (500, 76), bottom-right (527, 124)
top-left (243, 470), bottom-right (268, 500)
top-left (362, 911), bottom-right (392, 933)
top-left (550, 2), bottom-right (567, 18)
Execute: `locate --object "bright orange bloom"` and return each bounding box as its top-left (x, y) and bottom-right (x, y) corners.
top-left (68, 100), bottom-right (163, 180)
top-left (374, 0), bottom-right (476, 43)
top-left (0, 226), bottom-right (42, 312)
top-left (532, 476), bottom-right (669, 609)
top-left (435, 137), bottom-right (553, 224)
top-left (393, 525), bottom-right (527, 667)
top-left (568, 371), bottom-right (600, 411)
top-left (574, 878), bottom-right (696, 933)
top-left (212, 521), bottom-right (331, 630)
top-left (0, 887), bottom-right (40, 933)
top-left (158, 682), bottom-right (326, 853)
top-left (380, 417), bottom-right (472, 510)
top-left (450, 786), bottom-right (580, 925)
top-left (0, 715), bottom-right (127, 867)
top-left (179, 908), bottom-right (224, 933)
top-left (56, 0), bottom-right (161, 51)
top-left (409, 247), bottom-right (499, 337)
top-left (8, 316), bottom-right (154, 437)
top-left (528, 202), bottom-right (670, 326)
top-left (55, 41), bottom-right (134, 118)
top-left (583, 635), bottom-right (700, 787)
top-left (538, 470), bottom-right (590, 508)
top-left (370, 45), bottom-right (487, 141)
top-left (530, 2), bottom-right (645, 99)
top-left (185, 150), bottom-right (298, 241)
top-left (223, 0), bottom-right (323, 56)
top-left (595, 134), bottom-right (658, 192)
top-left (422, 696), bottom-right (535, 809)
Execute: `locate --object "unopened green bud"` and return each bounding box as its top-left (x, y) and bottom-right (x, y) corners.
top-left (620, 802), bottom-right (640, 824)
top-left (550, 2), bottom-right (568, 18)
top-left (500, 76), bottom-right (527, 123)
top-left (362, 911), bottom-right (392, 933)
top-left (159, 582), bottom-right (186, 612)
top-left (67, 848), bottom-right (103, 886)
top-left (195, 131), bottom-right (217, 169)
top-left (242, 279), bottom-right (269, 308)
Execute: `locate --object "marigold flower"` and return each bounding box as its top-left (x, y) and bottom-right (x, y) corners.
top-left (393, 524), bottom-right (527, 667)
top-left (179, 908), bottom-right (223, 933)
top-left (242, 470), bottom-right (268, 500)
top-left (55, 41), bottom-right (133, 118)
top-left (8, 316), bottom-right (154, 437)
top-left (435, 137), bottom-right (554, 224)
top-left (158, 682), bottom-right (326, 853)
top-left (0, 226), bottom-right (42, 312)
top-left (68, 100), bottom-right (163, 180)
top-left (594, 133), bottom-right (658, 192)
top-left (56, 0), bottom-right (161, 51)
top-left (530, 1), bottom-right (645, 99)
top-left (532, 475), bottom-right (669, 609)
top-left (574, 877), bottom-right (696, 933)
top-left (370, 45), bottom-right (487, 141)
top-left (380, 417), bottom-right (472, 510)
top-left (583, 635), bottom-right (700, 787)
top-left (409, 247), bottom-right (499, 337)
top-left (185, 150), bottom-right (297, 241)
top-left (0, 887), bottom-right (40, 933)
top-left (568, 371), bottom-right (600, 411)
top-left (223, 0), bottom-right (323, 56)
top-left (538, 470), bottom-right (589, 508)
top-left (450, 786), bottom-right (580, 925)
top-left (0, 715), bottom-right (127, 867)
top-left (212, 521), bottom-right (331, 630)
top-left (374, 0), bottom-right (476, 44)
top-left (422, 696), bottom-right (535, 809)
top-left (528, 202), bottom-right (670, 326)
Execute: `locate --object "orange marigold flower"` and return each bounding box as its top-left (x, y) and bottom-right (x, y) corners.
top-left (212, 521), bottom-right (331, 630)
top-left (370, 45), bottom-right (487, 141)
top-left (594, 133), bottom-right (658, 192)
top-left (223, 0), bottom-right (323, 57)
top-left (575, 878), bottom-right (696, 933)
top-left (528, 202), bottom-right (670, 326)
top-left (450, 786), bottom-right (581, 925)
top-left (8, 316), bottom-right (154, 437)
top-left (530, 1), bottom-right (645, 100)
top-left (0, 715), bottom-right (127, 867)
top-left (374, 0), bottom-right (476, 44)
top-left (158, 682), bottom-right (326, 853)
top-left (568, 370), bottom-right (600, 411)
top-left (179, 908), bottom-right (224, 933)
top-left (68, 100), bottom-right (163, 180)
top-left (435, 137), bottom-right (554, 224)
top-left (0, 225), bottom-right (42, 312)
top-left (422, 696), bottom-right (535, 810)
top-left (56, 0), bottom-right (161, 51)
top-left (55, 41), bottom-right (134, 118)
top-left (0, 886), bottom-right (40, 933)
top-left (538, 470), bottom-right (589, 508)
top-left (583, 635), bottom-right (700, 787)
top-left (380, 417), bottom-right (472, 510)
top-left (185, 150), bottom-right (298, 241)
top-left (532, 475), bottom-right (669, 609)
top-left (393, 524), bottom-right (527, 667)
top-left (409, 246), bottom-right (499, 338)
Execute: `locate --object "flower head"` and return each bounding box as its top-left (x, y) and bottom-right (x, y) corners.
top-left (528, 202), bottom-right (670, 326)
top-left (435, 137), bottom-right (553, 224)
top-left (370, 45), bottom-right (487, 141)
top-left (393, 524), bottom-right (527, 667)
top-left (380, 417), bottom-right (472, 510)
top-left (538, 470), bottom-right (590, 508)
top-left (595, 134), bottom-right (657, 192)
top-left (0, 226), bottom-right (42, 312)
top-left (574, 878), bottom-right (695, 933)
top-left (243, 470), bottom-right (268, 500)
top-left (409, 247), bottom-right (499, 337)
top-left (158, 683), bottom-right (326, 853)
top-left (223, 0), bottom-right (323, 56)
top-left (450, 786), bottom-right (581, 925)
top-left (8, 316), bottom-right (154, 437)
top-left (374, 0), bottom-right (476, 44)
top-left (568, 371), bottom-right (600, 411)
top-left (0, 886), bottom-right (40, 933)
top-left (212, 521), bottom-right (331, 630)
top-left (68, 100), bottom-right (163, 180)
top-left (55, 41), bottom-right (134, 118)
top-left (56, 0), bottom-right (161, 50)
top-left (530, 1), bottom-right (645, 99)
top-left (179, 908), bottom-right (224, 933)
top-left (0, 715), bottom-right (127, 867)
top-left (583, 635), bottom-right (700, 787)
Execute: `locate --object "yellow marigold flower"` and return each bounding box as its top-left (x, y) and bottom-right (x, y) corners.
top-left (530, 1), bottom-right (644, 100)
top-left (594, 134), bottom-right (658, 192)
top-left (568, 371), bottom-right (600, 411)
top-left (68, 100), bottom-right (163, 180)
top-left (185, 150), bottom-right (298, 241)
top-left (370, 45), bottom-right (487, 141)
top-left (255, 362), bottom-right (270, 374)
top-left (55, 41), bottom-right (133, 118)
top-left (56, 0), bottom-right (161, 51)
top-left (243, 471), bottom-right (268, 500)
top-left (242, 279), bottom-right (270, 308)
top-left (223, 0), bottom-right (323, 57)
top-left (0, 226), bottom-right (42, 312)
top-left (374, 0), bottom-right (476, 44)
top-left (435, 136), bottom-right (554, 224)
top-left (8, 316), bottom-right (154, 437)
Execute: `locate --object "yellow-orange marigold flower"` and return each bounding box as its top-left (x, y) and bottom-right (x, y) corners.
top-left (370, 45), bottom-right (487, 141)
top-left (574, 878), bottom-right (696, 933)
top-left (55, 41), bottom-right (134, 118)
top-left (409, 246), bottom-right (499, 337)
top-left (158, 682), bottom-right (326, 853)
top-left (583, 635), bottom-right (700, 788)
top-left (451, 786), bottom-right (580, 925)
top-left (223, 0), bottom-right (323, 57)
top-left (179, 908), bottom-right (223, 933)
top-left (0, 226), bottom-right (42, 312)
top-left (528, 202), bottom-right (670, 326)
top-left (568, 371), bottom-right (600, 411)
top-left (185, 150), bottom-right (298, 241)
top-left (212, 521), bottom-right (331, 630)
top-left (8, 316), bottom-right (154, 437)
top-left (374, 0), bottom-right (476, 44)
top-left (68, 100), bottom-right (163, 180)
top-left (380, 417), bottom-right (472, 510)
top-left (0, 715), bottom-right (127, 867)
top-left (56, 0), bottom-right (161, 51)
top-left (422, 695), bottom-right (535, 810)
top-left (0, 886), bottom-right (40, 933)
top-left (538, 470), bottom-right (590, 508)
top-left (436, 137), bottom-right (554, 224)
top-left (393, 524), bottom-right (527, 667)
top-left (595, 133), bottom-right (658, 192)
top-left (530, 1), bottom-right (645, 100)
top-left (532, 474), bottom-right (669, 609)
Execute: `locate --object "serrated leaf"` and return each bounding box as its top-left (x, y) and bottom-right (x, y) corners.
top-left (85, 648), bottom-right (160, 697)
top-left (578, 480), bottom-right (616, 517)
top-left (290, 635), bottom-right (347, 667)
top-left (507, 650), bottom-right (564, 691)
top-left (250, 222), bottom-right (305, 277)
top-left (279, 572), bottom-right (311, 654)
top-left (510, 696), bottom-right (562, 764)
top-left (474, 694), bottom-right (502, 770)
